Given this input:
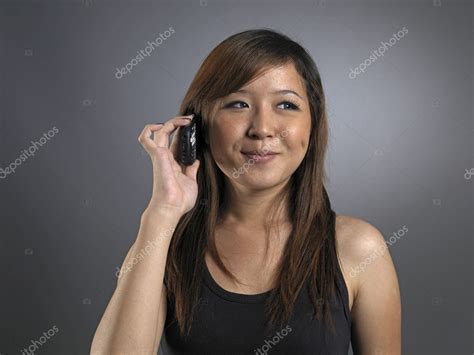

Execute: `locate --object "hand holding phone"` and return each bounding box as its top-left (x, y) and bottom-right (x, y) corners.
top-left (137, 114), bottom-right (201, 216)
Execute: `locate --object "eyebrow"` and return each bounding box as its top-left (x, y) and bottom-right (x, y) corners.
top-left (234, 89), bottom-right (304, 100)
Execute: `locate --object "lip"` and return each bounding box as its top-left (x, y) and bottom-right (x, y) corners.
top-left (242, 152), bottom-right (279, 164)
top-left (241, 150), bottom-right (279, 156)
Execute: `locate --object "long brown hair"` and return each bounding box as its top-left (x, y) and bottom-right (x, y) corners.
top-left (164, 28), bottom-right (340, 338)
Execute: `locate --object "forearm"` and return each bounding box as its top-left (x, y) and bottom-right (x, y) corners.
top-left (91, 209), bottom-right (181, 354)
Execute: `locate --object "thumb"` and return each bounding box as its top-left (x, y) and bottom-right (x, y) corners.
top-left (184, 159), bottom-right (200, 181)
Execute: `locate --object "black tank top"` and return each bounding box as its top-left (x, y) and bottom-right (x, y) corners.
top-left (162, 259), bottom-right (352, 354)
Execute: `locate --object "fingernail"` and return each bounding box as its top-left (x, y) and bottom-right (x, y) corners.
top-left (185, 114), bottom-right (194, 120)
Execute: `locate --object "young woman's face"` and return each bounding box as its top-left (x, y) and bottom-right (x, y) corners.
top-left (208, 62), bottom-right (312, 189)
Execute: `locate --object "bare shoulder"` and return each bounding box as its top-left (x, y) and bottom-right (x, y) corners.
top-left (334, 214), bottom-right (392, 310)
top-left (335, 214), bottom-right (402, 353)
top-left (335, 214), bottom-right (387, 261)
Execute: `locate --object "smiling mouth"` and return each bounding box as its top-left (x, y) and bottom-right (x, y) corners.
top-left (241, 152), bottom-right (280, 164)
top-left (241, 151), bottom-right (279, 157)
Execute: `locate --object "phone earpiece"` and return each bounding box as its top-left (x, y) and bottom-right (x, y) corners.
top-left (178, 113), bottom-right (199, 166)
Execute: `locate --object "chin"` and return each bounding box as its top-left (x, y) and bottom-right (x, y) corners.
top-left (233, 171), bottom-right (285, 188)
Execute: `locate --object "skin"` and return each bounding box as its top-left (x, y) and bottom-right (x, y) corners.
top-left (208, 62), bottom-right (311, 226)
top-left (203, 62), bottom-right (402, 354)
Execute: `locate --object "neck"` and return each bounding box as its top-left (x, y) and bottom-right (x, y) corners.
top-left (219, 177), bottom-right (292, 231)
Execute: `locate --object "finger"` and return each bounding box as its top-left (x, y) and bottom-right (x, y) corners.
top-left (155, 116), bottom-right (193, 148)
top-left (138, 124), bottom-right (164, 153)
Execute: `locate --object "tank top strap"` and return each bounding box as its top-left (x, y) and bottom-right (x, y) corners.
top-left (334, 258), bottom-right (352, 326)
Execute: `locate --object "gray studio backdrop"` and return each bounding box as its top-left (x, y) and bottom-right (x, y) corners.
top-left (0, 0), bottom-right (472, 354)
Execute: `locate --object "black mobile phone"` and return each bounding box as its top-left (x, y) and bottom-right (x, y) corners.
top-left (178, 113), bottom-right (200, 166)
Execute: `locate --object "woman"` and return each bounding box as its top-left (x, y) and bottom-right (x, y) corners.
top-left (91, 28), bottom-right (401, 354)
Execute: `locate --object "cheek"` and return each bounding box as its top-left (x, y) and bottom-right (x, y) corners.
top-left (209, 123), bottom-right (240, 158)
top-left (285, 126), bottom-right (310, 152)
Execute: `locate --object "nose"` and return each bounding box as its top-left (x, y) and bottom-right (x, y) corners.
top-left (247, 104), bottom-right (276, 140)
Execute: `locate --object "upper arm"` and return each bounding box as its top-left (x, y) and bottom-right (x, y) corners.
top-left (349, 220), bottom-right (402, 355)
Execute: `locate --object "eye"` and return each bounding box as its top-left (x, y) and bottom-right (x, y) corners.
top-left (224, 100), bottom-right (300, 110)
top-left (225, 101), bottom-right (249, 109)
top-left (278, 100), bottom-right (300, 110)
